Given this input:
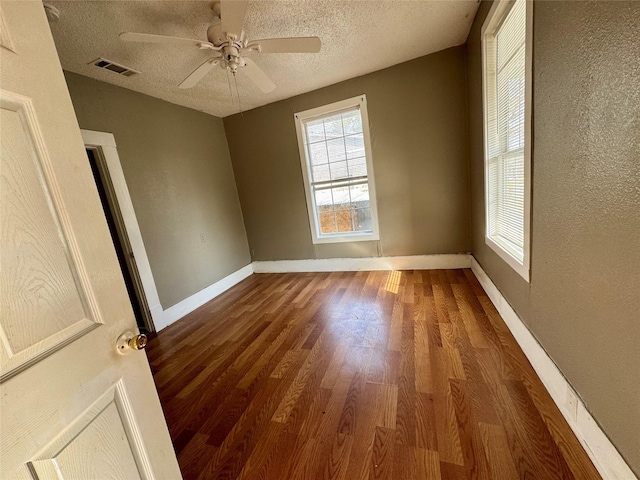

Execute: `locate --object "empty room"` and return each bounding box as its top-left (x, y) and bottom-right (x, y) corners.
top-left (1, 0), bottom-right (638, 479)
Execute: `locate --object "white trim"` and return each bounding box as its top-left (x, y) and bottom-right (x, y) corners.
top-left (481, 0), bottom-right (532, 283)
top-left (471, 257), bottom-right (637, 480)
top-left (81, 129), bottom-right (117, 148)
top-left (137, 255), bottom-right (472, 329)
top-left (81, 130), bottom-right (163, 329)
top-left (252, 254), bottom-right (471, 273)
top-left (149, 305), bottom-right (164, 326)
top-left (294, 95), bottom-right (381, 245)
top-left (155, 264), bottom-right (254, 331)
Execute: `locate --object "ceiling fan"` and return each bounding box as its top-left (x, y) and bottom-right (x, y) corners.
top-left (119, 1), bottom-right (321, 93)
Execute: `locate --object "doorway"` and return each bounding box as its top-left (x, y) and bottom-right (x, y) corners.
top-left (86, 147), bottom-right (154, 332)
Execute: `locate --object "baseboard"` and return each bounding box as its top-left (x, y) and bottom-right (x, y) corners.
top-left (252, 253), bottom-right (471, 273)
top-left (470, 257), bottom-right (637, 480)
top-left (154, 264), bottom-right (254, 331)
top-left (152, 255), bottom-right (470, 330)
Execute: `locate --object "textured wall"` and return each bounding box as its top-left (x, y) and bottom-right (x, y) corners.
top-left (224, 46), bottom-right (471, 261)
top-left (64, 72), bottom-right (251, 309)
top-left (467, 1), bottom-right (640, 473)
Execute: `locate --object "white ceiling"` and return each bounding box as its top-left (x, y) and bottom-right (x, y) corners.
top-left (49, 1), bottom-right (480, 118)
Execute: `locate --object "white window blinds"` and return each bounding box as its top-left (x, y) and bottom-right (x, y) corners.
top-left (484, 0), bottom-right (527, 263)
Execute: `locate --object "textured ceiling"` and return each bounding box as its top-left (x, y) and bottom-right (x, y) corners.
top-left (49, 1), bottom-right (480, 118)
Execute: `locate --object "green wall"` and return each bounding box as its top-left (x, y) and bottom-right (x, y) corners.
top-left (466, 1), bottom-right (640, 473)
top-left (64, 72), bottom-right (251, 309)
top-left (224, 46), bottom-right (471, 261)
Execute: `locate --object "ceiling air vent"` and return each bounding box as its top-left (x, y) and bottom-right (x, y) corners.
top-left (90, 58), bottom-right (139, 77)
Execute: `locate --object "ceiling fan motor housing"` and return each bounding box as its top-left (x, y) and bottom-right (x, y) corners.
top-left (207, 22), bottom-right (246, 46)
top-left (206, 22), bottom-right (227, 46)
top-left (207, 22), bottom-right (245, 71)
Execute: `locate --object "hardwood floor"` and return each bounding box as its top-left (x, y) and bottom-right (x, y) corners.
top-left (146, 270), bottom-right (601, 480)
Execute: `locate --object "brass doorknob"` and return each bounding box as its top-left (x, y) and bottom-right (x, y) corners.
top-left (116, 332), bottom-right (148, 354)
top-left (128, 334), bottom-right (148, 350)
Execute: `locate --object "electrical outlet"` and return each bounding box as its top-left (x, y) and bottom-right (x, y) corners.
top-left (566, 386), bottom-right (578, 422)
top-left (200, 234), bottom-right (205, 243)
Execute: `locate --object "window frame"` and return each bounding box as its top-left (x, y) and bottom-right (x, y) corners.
top-left (481, 0), bottom-right (533, 282)
top-left (294, 95), bottom-right (380, 245)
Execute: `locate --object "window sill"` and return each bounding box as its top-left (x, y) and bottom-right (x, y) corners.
top-left (485, 235), bottom-right (530, 282)
top-left (312, 232), bottom-right (379, 245)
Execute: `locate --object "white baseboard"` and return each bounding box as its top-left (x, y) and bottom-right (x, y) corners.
top-left (470, 257), bottom-right (637, 480)
top-left (252, 254), bottom-right (471, 273)
top-left (152, 255), bottom-right (470, 330)
top-left (154, 264), bottom-right (254, 331)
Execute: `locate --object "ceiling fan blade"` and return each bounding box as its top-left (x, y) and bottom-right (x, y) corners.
top-left (179, 58), bottom-right (220, 89)
top-left (220, 0), bottom-right (248, 39)
top-left (120, 32), bottom-right (215, 49)
top-left (249, 37), bottom-right (321, 54)
top-left (241, 58), bottom-right (276, 93)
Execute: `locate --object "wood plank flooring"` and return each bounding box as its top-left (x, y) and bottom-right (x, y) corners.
top-left (146, 270), bottom-right (601, 480)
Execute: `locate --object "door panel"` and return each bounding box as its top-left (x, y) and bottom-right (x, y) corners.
top-left (28, 381), bottom-right (150, 480)
top-left (0, 91), bottom-right (101, 381)
top-left (0, 2), bottom-right (181, 478)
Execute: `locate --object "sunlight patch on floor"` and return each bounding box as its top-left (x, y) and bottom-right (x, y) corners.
top-left (384, 270), bottom-right (401, 294)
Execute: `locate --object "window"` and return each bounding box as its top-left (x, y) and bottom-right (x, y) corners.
top-left (294, 95), bottom-right (380, 244)
top-left (482, 0), bottom-right (532, 281)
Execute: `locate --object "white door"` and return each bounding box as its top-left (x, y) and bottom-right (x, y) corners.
top-left (0, 2), bottom-right (181, 479)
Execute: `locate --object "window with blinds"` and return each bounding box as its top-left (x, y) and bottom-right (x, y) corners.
top-left (294, 96), bottom-right (379, 244)
top-left (482, 0), bottom-right (531, 280)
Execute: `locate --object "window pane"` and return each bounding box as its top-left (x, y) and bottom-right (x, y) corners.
top-left (498, 153), bottom-right (524, 249)
top-left (355, 208), bottom-right (372, 232)
top-left (308, 142), bottom-right (328, 165)
top-left (347, 157), bottom-right (367, 177)
top-left (335, 209), bottom-right (355, 232)
top-left (306, 119), bottom-right (325, 143)
top-left (329, 161), bottom-right (349, 180)
top-left (349, 184), bottom-right (370, 204)
top-left (319, 210), bottom-right (337, 234)
top-left (323, 114), bottom-right (343, 139)
top-left (345, 134), bottom-right (365, 159)
top-left (496, 0), bottom-right (526, 70)
top-left (312, 164), bottom-right (330, 182)
top-left (487, 158), bottom-right (499, 237)
top-left (314, 188), bottom-right (333, 208)
top-left (331, 186), bottom-right (350, 209)
top-left (326, 137), bottom-right (346, 163)
top-left (342, 110), bottom-right (362, 135)
top-left (506, 75), bottom-right (525, 150)
top-left (497, 51), bottom-right (525, 153)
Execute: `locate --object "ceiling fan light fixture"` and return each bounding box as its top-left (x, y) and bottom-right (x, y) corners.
top-left (119, 0), bottom-right (321, 94)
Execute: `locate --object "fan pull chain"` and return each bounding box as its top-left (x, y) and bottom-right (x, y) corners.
top-left (226, 68), bottom-right (234, 109)
top-left (233, 71), bottom-right (244, 119)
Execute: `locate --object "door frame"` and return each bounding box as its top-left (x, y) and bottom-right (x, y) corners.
top-left (81, 129), bottom-right (162, 332)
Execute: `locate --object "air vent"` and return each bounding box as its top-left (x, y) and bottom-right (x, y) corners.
top-left (90, 58), bottom-right (139, 77)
